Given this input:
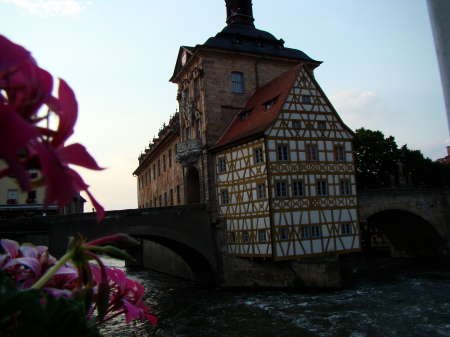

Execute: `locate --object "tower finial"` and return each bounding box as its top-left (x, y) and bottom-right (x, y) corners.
top-left (225, 0), bottom-right (254, 26)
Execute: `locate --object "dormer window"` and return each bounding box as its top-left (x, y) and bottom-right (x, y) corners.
top-left (240, 109), bottom-right (251, 121)
top-left (263, 96), bottom-right (278, 111)
top-left (302, 96), bottom-right (311, 104)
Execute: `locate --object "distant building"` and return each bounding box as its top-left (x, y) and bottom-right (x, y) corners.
top-left (437, 146), bottom-right (450, 163)
top-left (0, 159), bottom-right (85, 219)
top-left (134, 0), bottom-right (361, 259)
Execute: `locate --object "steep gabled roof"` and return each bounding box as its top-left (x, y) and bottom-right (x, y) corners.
top-left (211, 64), bottom-right (303, 151)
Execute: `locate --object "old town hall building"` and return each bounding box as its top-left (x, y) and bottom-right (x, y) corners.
top-left (134, 0), bottom-right (360, 265)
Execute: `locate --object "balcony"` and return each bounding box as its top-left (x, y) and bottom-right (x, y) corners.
top-left (26, 198), bottom-right (37, 204)
top-left (7, 199), bottom-right (17, 204)
top-left (176, 139), bottom-right (203, 167)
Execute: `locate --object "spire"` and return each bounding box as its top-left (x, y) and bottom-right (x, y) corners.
top-left (225, 0), bottom-right (254, 26)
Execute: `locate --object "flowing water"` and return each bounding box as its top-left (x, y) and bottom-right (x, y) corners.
top-left (101, 257), bottom-right (450, 337)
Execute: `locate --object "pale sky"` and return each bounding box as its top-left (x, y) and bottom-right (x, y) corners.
top-left (1, 0), bottom-right (448, 212)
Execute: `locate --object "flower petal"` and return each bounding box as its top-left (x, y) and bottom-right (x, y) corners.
top-left (1, 239), bottom-right (19, 257)
top-left (0, 35), bottom-right (31, 73)
top-left (4, 257), bottom-right (41, 277)
top-left (57, 143), bottom-right (103, 171)
top-left (51, 78), bottom-right (77, 146)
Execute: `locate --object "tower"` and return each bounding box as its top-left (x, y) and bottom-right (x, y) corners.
top-left (170, 1), bottom-right (321, 217)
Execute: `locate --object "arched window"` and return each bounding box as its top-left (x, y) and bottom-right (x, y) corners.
top-left (231, 72), bottom-right (244, 93)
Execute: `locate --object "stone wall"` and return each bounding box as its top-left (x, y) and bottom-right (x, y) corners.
top-left (220, 255), bottom-right (341, 288)
top-left (141, 240), bottom-right (193, 280)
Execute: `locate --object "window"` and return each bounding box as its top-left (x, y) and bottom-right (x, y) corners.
top-left (231, 232), bottom-right (236, 243)
top-left (176, 185), bottom-right (181, 203)
top-left (257, 183), bottom-right (266, 200)
top-left (307, 146), bottom-right (317, 161)
top-left (164, 192), bottom-right (168, 206)
top-left (163, 154), bottom-right (166, 172)
top-left (301, 226), bottom-right (310, 239)
top-left (276, 181), bottom-right (288, 198)
top-left (8, 189), bottom-right (18, 201)
top-left (170, 189), bottom-right (174, 206)
top-left (221, 190), bottom-right (229, 205)
top-left (243, 231), bottom-right (249, 243)
top-left (159, 195), bottom-right (162, 207)
top-left (149, 200), bottom-right (152, 208)
top-left (318, 122), bottom-right (326, 130)
top-left (340, 180), bottom-right (351, 195)
top-left (292, 121), bottom-right (300, 129)
top-left (277, 145), bottom-right (289, 161)
top-left (231, 72), bottom-right (244, 93)
top-left (335, 146), bottom-right (345, 162)
top-left (154, 198), bottom-right (156, 207)
top-left (259, 230), bottom-right (266, 243)
top-left (317, 180), bottom-right (327, 196)
top-left (302, 96), bottom-right (311, 103)
top-left (264, 98), bottom-right (276, 111)
top-left (311, 225), bottom-right (321, 238)
top-left (254, 147), bottom-right (263, 164)
top-left (149, 168), bottom-right (152, 182)
top-left (196, 119), bottom-right (201, 139)
top-left (293, 181), bottom-right (304, 197)
top-left (281, 227), bottom-right (287, 240)
top-left (158, 159), bottom-right (161, 175)
top-left (186, 127), bottom-right (191, 140)
top-left (341, 223), bottom-right (352, 235)
top-left (218, 158), bottom-right (226, 173)
top-left (169, 149), bottom-right (173, 167)
top-left (153, 164), bottom-right (156, 179)
top-left (240, 111), bottom-right (249, 121)
top-left (194, 77), bottom-right (200, 98)
top-left (27, 191), bottom-right (36, 200)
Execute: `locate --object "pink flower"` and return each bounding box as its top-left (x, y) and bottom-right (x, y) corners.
top-left (90, 265), bottom-right (157, 325)
top-left (0, 239), bottom-right (57, 288)
top-left (0, 35), bottom-right (104, 221)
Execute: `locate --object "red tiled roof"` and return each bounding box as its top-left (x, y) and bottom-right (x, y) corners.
top-left (212, 64), bottom-right (303, 150)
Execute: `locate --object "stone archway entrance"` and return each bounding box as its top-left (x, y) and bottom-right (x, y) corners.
top-left (185, 167), bottom-right (201, 204)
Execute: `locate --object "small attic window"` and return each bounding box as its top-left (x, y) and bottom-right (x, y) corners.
top-left (240, 110), bottom-right (251, 121)
top-left (263, 96), bottom-right (278, 111)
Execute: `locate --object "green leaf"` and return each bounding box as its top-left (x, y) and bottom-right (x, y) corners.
top-left (101, 245), bottom-right (135, 261)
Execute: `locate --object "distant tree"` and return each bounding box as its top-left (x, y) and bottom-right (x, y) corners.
top-left (353, 128), bottom-right (398, 189)
top-left (353, 128), bottom-right (450, 189)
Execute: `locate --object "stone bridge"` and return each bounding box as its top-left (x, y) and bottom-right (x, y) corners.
top-left (0, 204), bottom-right (221, 284)
top-left (358, 188), bottom-right (450, 257)
top-left (1, 188), bottom-right (449, 285)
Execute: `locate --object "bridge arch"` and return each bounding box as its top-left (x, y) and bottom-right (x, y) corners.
top-left (86, 221), bottom-right (218, 284)
top-left (364, 209), bottom-right (448, 257)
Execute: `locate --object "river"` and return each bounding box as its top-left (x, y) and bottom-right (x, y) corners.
top-left (100, 257), bottom-right (450, 337)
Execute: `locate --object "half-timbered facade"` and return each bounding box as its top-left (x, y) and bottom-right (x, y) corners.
top-left (134, 0), bottom-right (361, 262)
top-left (212, 64), bottom-right (360, 260)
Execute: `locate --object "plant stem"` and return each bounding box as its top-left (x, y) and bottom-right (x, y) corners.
top-left (31, 251), bottom-right (74, 289)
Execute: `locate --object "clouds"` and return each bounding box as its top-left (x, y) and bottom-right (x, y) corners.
top-left (1, 0), bottom-right (91, 17)
top-left (330, 88), bottom-right (388, 131)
